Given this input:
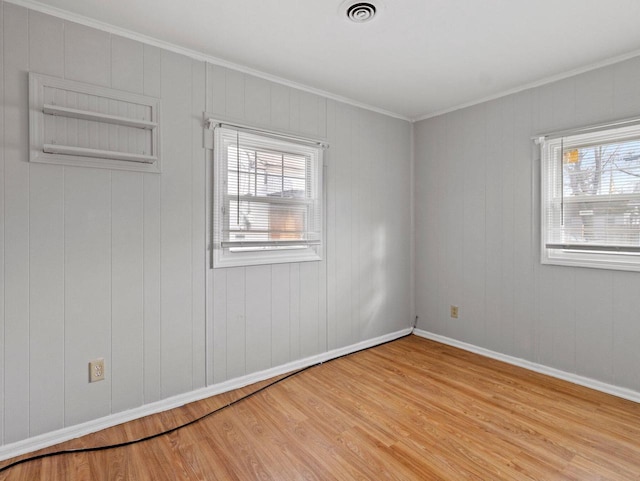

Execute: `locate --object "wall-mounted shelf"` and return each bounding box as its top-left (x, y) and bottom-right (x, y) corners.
top-left (30, 73), bottom-right (162, 173)
top-left (43, 104), bottom-right (158, 130)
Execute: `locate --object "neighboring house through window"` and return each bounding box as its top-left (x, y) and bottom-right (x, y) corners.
top-left (212, 124), bottom-right (324, 268)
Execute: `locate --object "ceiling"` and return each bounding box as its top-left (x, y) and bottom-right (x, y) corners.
top-left (20, 0), bottom-right (640, 120)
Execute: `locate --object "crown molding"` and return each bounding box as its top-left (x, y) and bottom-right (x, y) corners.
top-left (5, 0), bottom-right (411, 122)
top-left (11, 3), bottom-right (640, 141)
top-left (412, 48), bottom-right (640, 122)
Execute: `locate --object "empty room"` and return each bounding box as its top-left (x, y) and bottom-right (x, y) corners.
top-left (1, 0), bottom-right (640, 479)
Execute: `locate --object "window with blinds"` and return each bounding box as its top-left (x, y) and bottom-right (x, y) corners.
top-left (541, 122), bottom-right (640, 271)
top-left (212, 125), bottom-right (324, 268)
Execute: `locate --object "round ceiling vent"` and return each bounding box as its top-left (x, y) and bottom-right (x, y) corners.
top-left (347, 2), bottom-right (376, 22)
top-left (339, 0), bottom-right (383, 23)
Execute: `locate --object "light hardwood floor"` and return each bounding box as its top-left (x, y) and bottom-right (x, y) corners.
top-left (2, 335), bottom-right (640, 480)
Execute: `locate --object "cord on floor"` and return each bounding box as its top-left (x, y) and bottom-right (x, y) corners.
top-left (0, 332), bottom-right (412, 475)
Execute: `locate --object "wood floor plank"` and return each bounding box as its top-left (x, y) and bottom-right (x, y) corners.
top-left (1, 335), bottom-right (640, 480)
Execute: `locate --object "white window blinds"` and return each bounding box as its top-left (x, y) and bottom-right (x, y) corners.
top-left (212, 124), bottom-right (324, 268)
top-left (540, 122), bottom-right (640, 270)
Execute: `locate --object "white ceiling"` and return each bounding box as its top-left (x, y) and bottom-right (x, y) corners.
top-left (20, 0), bottom-right (640, 120)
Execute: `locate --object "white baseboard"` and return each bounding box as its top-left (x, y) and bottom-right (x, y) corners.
top-left (413, 329), bottom-right (640, 404)
top-left (0, 327), bottom-right (413, 462)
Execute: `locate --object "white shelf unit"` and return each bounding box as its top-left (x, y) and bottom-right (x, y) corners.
top-left (29, 73), bottom-right (162, 173)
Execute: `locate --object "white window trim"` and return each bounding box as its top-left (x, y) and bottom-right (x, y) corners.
top-left (208, 120), bottom-right (326, 269)
top-left (540, 122), bottom-right (640, 272)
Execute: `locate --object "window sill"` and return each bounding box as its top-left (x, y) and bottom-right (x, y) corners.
top-left (212, 246), bottom-right (322, 269)
top-left (542, 249), bottom-right (640, 272)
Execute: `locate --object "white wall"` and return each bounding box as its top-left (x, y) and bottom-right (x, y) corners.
top-left (414, 56), bottom-right (640, 393)
top-left (0, 2), bottom-right (412, 446)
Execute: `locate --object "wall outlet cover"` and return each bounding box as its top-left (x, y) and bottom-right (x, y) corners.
top-left (89, 358), bottom-right (105, 383)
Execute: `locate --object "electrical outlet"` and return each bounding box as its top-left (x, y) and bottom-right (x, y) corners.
top-left (450, 305), bottom-right (459, 319)
top-left (89, 358), bottom-right (105, 383)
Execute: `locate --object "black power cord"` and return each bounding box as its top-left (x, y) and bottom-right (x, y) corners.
top-left (0, 333), bottom-right (412, 476)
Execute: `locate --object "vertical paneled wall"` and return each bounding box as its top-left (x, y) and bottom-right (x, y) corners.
top-left (414, 56), bottom-right (640, 393)
top-left (0, 0), bottom-right (5, 447)
top-left (206, 66), bottom-right (329, 385)
top-left (205, 65), bottom-right (412, 385)
top-left (0, 2), bottom-right (207, 444)
top-left (0, 2), bottom-right (412, 446)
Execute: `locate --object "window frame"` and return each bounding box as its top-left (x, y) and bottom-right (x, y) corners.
top-left (211, 123), bottom-right (325, 269)
top-left (540, 123), bottom-right (640, 272)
